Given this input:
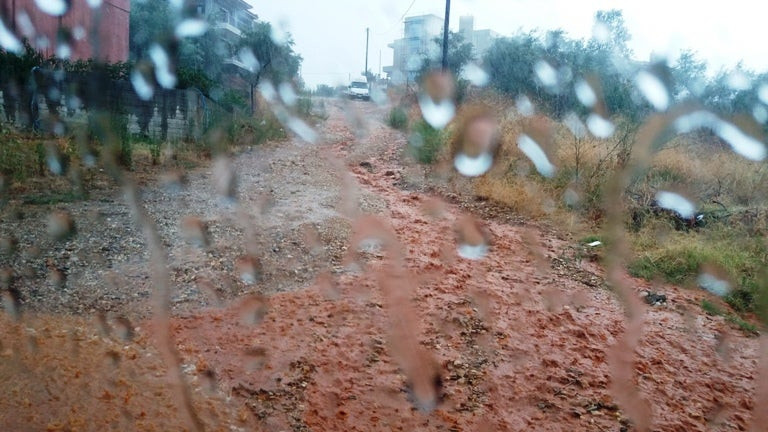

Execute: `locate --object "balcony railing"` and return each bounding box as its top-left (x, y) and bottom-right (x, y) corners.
top-left (223, 57), bottom-right (249, 71)
top-left (213, 20), bottom-right (242, 38)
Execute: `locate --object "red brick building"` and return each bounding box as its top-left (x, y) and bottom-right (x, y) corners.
top-left (2, 0), bottom-right (130, 63)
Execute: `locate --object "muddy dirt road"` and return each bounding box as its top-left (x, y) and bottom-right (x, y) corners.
top-left (1, 99), bottom-right (764, 431)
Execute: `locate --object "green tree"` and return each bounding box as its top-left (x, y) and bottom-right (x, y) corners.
top-left (128, 0), bottom-right (172, 61)
top-left (129, 0), bottom-right (224, 93)
top-left (671, 50), bottom-right (707, 98)
top-left (239, 22), bottom-right (302, 88)
top-left (418, 31), bottom-right (473, 80)
top-left (484, 32), bottom-right (543, 98)
top-left (592, 9), bottom-right (631, 56)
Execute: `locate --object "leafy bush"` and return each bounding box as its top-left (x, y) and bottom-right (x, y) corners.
top-left (408, 120), bottom-right (445, 164)
top-left (219, 90), bottom-right (249, 113)
top-left (296, 97), bottom-right (313, 119)
top-left (176, 67), bottom-right (215, 95)
top-left (387, 107), bottom-right (408, 130)
top-left (628, 224), bottom-right (767, 314)
top-left (227, 114), bottom-right (286, 148)
top-left (0, 133), bottom-right (44, 181)
top-left (88, 112), bottom-right (132, 168)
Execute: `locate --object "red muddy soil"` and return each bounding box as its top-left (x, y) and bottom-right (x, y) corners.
top-left (1, 100), bottom-right (765, 431)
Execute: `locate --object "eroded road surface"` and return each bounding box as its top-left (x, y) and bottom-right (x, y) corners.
top-left (1, 99), bottom-right (764, 431)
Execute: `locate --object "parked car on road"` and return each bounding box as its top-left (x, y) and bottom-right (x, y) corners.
top-left (347, 77), bottom-right (370, 101)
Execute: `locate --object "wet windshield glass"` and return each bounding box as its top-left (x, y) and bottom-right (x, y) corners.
top-left (0, 1), bottom-right (767, 431)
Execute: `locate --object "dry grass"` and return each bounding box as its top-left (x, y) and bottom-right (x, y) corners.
top-left (444, 92), bottom-right (768, 323)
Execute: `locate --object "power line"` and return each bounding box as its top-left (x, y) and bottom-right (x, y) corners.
top-left (373, 0), bottom-right (417, 36)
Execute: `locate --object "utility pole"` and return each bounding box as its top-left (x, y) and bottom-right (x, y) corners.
top-left (364, 27), bottom-right (370, 81)
top-left (442, 0), bottom-right (451, 71)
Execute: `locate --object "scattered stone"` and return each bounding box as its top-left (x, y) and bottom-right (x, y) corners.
top-left (643, 291), bottom-right (667, 306)
top-left (359, 161), bottom-right (374, 172)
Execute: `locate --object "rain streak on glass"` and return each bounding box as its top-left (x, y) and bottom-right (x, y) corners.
top-left (148, 44), bottom-right (177, 89)
top-left (16, 12), bottom-right (35, 39)
top-left (655, 191), bottom-right (696, 219)
top-left (131, 68), bottom-right (155, 101)
top-left (515, 94), bottom-right (534, 117)
top-left (0, 19), bottom-right (23, 53)
top-left (726, 70), bottom-right (752, 90)
top-left (174, 19), bottom-right (209, 39)
top-left (73, 26), bottom-right (86, 40)
top-left (517, 134), bottom-right (555, 178)
top-left (238, 47), bottom-right (260, 73)
top-left (635, 70), bottom-right (670, 111)
top-left (286, 117), bottom-right (318, 144)
top-left (592, 20), bottom-right (611, 43)
top-left (574, 79), bottom-right (597, 108)
top-left (258, 80), bottom-right (277, 102)
top-left (461, 63), bottom-right (490, 87)
top-left (278, 82), bottom-right (298, 106)
top-left (674, 111), bottom-right (767, 161)
top-left (534, 60), bottom-right (559, 88)
top-left (419, 71), bottom-right (456, 129)
top-left (418, 95), bottom-right (455, 130)
top-left (564, 112), bottom-right (587, 138)
top-left (455, 216), bottom-right (489, 260)
top-left (269, 21), bottom-right (291, 45)
top-left (454, 152), bottom-right (492, 177)
top-left (758, 83), bottom-right (768, 105)
top-left (34, 0), bottom-right (71, 16)
top-left (697, 273), bottom-right (731, 297)
top-left (586, 113), bottom-right (615, 138)
top-left (55, 43), bottom-right (72, 59)
top-left (753, 105), bottom-right (768, 124)
top-left (454, 114), bottom-right (498, 177)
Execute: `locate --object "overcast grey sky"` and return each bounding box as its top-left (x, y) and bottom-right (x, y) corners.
top-left (248, 0), bottom-right (768, 88)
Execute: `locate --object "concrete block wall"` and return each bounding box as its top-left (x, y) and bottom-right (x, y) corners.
top-left (0, 80), bottom-right (228, 142)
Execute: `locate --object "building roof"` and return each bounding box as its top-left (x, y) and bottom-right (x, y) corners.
top-left (404, 14), bottom-right (443, 22)
top-left (215, 0), bottom-right (253, 12)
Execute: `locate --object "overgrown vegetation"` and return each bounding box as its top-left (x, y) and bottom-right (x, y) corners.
top-left (627, 223), bottom-right (766, 311)
top-left (701, 299), bottom-right (759, 335)
top-left (387, 107), bottom-right (408, 130)
top-left (408, 120), bottom-right (446, 164)
top-left (397, 9), bottom-right (768, 325)
top-left (0, 131), bottom-right (45, 181)
top-left (226, 114), bottom-right (286, 149)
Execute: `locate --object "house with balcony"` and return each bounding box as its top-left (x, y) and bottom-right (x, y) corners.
top-left (388, 14), bottom-right (444, 85)
top-left (386, 14), bottom-right (501, 85)
top-left (194, 0), bottom-right (258, 73)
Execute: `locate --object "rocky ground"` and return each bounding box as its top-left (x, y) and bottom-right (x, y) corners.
top-left (0, 99), bottom-right (765, 431)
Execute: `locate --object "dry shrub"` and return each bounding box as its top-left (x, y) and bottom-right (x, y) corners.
top-left (644, 143), bottom-right (768, 209)
top-left (473, 175), bottom-right (549, 218)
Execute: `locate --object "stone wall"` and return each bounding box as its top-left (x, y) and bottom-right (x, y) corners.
top-left (0, 75), bottom-right (229, 142)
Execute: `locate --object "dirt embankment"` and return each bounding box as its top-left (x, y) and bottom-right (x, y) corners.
top-left (1, 99), bottom-right (764, 431)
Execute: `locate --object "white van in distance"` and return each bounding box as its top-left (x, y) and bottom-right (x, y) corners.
top-left (347, 77), bottom-right (370, 101)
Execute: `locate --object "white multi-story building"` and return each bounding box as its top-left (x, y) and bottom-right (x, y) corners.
top-left (387, 14), bottom-right (444, 85)
top-left (385, 14), bottom-right (501, 85)
top-left (194, 0), bottom-right (258, 71)
top-left (459, 16), bottom-right (500, 59)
